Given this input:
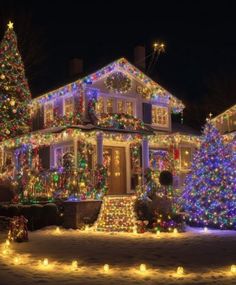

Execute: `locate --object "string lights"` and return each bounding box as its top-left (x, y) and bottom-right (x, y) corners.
top-left (94, 195), bottom-right (137, 232)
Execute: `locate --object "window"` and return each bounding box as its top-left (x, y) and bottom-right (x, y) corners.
top-left (0, 148), bottom-right (3, 168)
top-left (152, 106), bottom-right (168, 127)
top-left (96, 97), bottom-right (105, 113)
top-left (126, 101), bottom-right (134, 116)
top-left (44, 102), bottom-right (54, 125)
top-left (117, 100), bottom-right (125, 113)
top-left (54, 145), bottom-right (74, 168)
top-left (64, 96), bottom-right (74, 117)
top-left (106, 98), bottom-right (113, 113)
top-left (180, 147), bottom-right (192, 170)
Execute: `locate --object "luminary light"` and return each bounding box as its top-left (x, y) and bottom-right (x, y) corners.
top-left (173, 228), bottom-right (178, 234)
top-left (71, 260), bottom-right (78, 270)
top-left (13, 256), bottom-right (20, 265)
top-left (139, 264), bottom-right (146, 272)
top-left (177, 266), bottom-right (184, 275)
top-left (231, 265), bottom-right (236, 273)
top-left (156, 230), bottom-right (161, 237)
top-left (5, 240), bottom-right (10, 246)
top-left (43, 258), bottom-right (49, 266)
top-left (103, 264), bottom-right (109, 272)
top-left (55, 227), bottom-right (61, 234)
top-left (203, 227), bottom-right (208, 232)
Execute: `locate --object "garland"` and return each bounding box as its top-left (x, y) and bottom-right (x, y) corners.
top-left (97, 113), bottom-right (145, 131)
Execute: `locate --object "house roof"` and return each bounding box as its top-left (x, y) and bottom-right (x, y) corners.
top-left (32, 58), bottom-right (184, 113)
top-left (212, 103), bottom-right (236, 122)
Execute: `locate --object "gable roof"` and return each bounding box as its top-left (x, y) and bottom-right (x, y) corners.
top-left (32, 58), bottom-right (184, 113)
top-left (212, 103), bottom-right (236, 123)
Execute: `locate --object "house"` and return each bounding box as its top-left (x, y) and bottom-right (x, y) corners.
top-left (0, 57), bottom-right (200, 201)
top-left (211, 104), bottom-right (236, 144)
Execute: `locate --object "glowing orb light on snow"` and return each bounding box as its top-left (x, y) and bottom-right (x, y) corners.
top-left (173, 228), bottom-right (178, 234)
top-left (231, 265), bottom-right (236, 273)
top-left (2, 249), bottom-right (8, 255)
top-left (71, 260), bottom-right (78, 270)
top-left (43, 258), bottom-right (49, 267)
top-left (139, 264), bottom-right (147, 272)
top-left (13, 256), bottom-right (20, 265)
top-left (156, 230), bottom-right (161, 237)
top-left (203, 227), bottom-right (208, 233)
top-left (103, 264), bottom-right (109, 272)
top-left (176, 266), bottom-right (184, 275)
top-left (55, 227), bottom-right (61, 234)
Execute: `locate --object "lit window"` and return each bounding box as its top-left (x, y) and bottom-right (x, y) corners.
top-left (126, 101), bottom-right (134, 116)
top-left (96, 97), bottom-right (105, 113)
top-left (45, 103), bottom-right (54, 125)
top-left (0, 148), bottom-right (3, 168)
top-left (107, 98), bottom-right (113, 113)
top-left (117, 100), bottom-right (125, 113)
top-left (54, 145), bottom-right (74, 168)
top-left (152, 106), bottom-right (168, 127)
top-left (180, 147), bottom-right (191, 170)
top-left (64, 97), bottom-right (74, 117)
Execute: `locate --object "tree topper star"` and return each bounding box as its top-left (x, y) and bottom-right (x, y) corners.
top-left (7, 21), bottom-right (14, 30)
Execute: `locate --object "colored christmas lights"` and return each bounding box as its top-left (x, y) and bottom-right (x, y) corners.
top-left (0, 22), bottom-right (31, 141)
top-left (97, 113), bottom-right (146, 131)
top-left (182, 122), bottom-right (236, 229)
top-left (95, 195), bottom-right (137, 232)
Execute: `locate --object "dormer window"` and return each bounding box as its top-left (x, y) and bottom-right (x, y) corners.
top-left (96, 97), bottom-right (105, 113)
top-left (64, 96), bottom-right (74, 117)
top-left (126, 101), bottom-right (134, 116)
top-left (44, 102), bottom-right (54, 126)
top-left (107, 98), bottom-right (114, 113)
top-left (117, 100), bottom-right (125, 113)
top-left (152, 106), bottom-right (168, 128)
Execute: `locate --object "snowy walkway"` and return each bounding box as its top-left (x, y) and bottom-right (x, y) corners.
top-left (0, 227), bottom-right (236, 284)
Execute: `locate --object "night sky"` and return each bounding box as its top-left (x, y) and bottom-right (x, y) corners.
top-left (1, 0), bottom-right (236, 128)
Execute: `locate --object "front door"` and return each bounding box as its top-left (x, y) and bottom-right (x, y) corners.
top-left (103, 146), bottom-right (126, 195)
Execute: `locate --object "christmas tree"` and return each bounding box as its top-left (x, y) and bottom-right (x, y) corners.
top-left (182, 120), bottom-right (236, 229)
top-left (0, 21), bottom-right (31, 141)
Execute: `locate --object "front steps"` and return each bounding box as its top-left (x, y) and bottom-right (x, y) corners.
top-left (94, 195), bottom-right (137, 232)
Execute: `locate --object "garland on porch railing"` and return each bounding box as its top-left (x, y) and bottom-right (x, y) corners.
top-left (97, 113), bottom-right (146, 131)
top-left (44, 113), bottom-right (82, 129)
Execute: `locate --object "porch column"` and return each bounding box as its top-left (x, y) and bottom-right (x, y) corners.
top-left (142, 137), bottom-right (149, 170)
top-left (96, 132), bottom-right (103, 165)
top-left (74, 137), bottom-right (78, 168)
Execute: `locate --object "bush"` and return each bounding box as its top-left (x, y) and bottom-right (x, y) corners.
top-left (159, 171), bottom-right (173, 186)
top-left (0, 203), bottom-right (60, 231)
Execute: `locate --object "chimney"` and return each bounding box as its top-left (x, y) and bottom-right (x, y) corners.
top-left (69, 58), bottom-right (83, 77)
top-left (134, 46), bottom-right (146, 71)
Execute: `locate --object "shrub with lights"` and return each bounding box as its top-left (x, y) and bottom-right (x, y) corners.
top-left (182, 121), bottom-right (236, 229)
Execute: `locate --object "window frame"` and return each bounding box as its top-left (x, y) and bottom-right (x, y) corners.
top-left (152, 105), bottom-right (169, 128)
top-left (63, 95), bottom-right (74, 118)
top-left (53, 144), bottom-right (74, 168)
top-left (180, 146), bottom-right (192, 171)
top-left (44, 101), bottom-right (54, 126)
top-left (96, 95), bottom-right (136, 117)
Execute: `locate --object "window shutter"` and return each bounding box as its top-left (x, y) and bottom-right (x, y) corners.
top-left (39, 146), bottom-right (51, 170)
top-left (142, 103), bottom-right (152, 124)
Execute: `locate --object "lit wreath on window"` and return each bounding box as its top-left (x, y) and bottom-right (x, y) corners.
top-left (104, 71), bottom-right (132, 94)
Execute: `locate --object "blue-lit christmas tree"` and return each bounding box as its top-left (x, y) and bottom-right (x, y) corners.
top-left (183, 120), bottom-right (236, 229)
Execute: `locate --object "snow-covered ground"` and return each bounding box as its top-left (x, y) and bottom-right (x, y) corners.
top-left (0, 226), bottom-right (236, 285)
